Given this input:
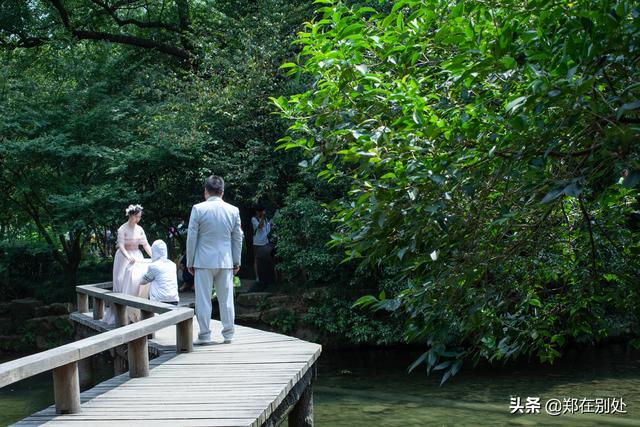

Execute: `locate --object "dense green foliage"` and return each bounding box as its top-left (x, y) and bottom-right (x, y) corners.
top-left (272, 180), bottom-right (405, 344)
top-left (0, 0), bottom-right (310, 286)
top-left (276, 0), bottom-right (640, 380)
top-left (273, 183), bottom-right (344, 286)
top-left (0, 0), bottom-right (398, 347)
top-left (3, 0), bottom-right (640, 365)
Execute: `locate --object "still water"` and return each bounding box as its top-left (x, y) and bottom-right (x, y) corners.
top-left (314, 346), bottom-right (640, 426)
top-left (1, 346), bottom-right (639, 426)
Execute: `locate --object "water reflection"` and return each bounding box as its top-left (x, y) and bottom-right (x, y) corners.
top-left (0, 353), bottom-right (114, 426)
top-left (314, 346), bottom-right (640, 426)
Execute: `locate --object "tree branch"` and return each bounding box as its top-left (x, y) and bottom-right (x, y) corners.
top-left (74, 30), bottom-right (190, 59)
top-left (46, 0), bottom-right (191, 60)
top-left (47, 0), bottom-right (72, 29)
top-left (89, 0), bottom-right (180, 32)
top-left (578, 197), bottom-right (597, 280)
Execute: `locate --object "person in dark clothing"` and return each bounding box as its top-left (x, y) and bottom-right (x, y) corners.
top-left (179, 254), bottom-right (194, 292)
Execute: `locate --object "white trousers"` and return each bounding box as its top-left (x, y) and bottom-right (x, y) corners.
top-left (194, 268), bottom-right (235, 341)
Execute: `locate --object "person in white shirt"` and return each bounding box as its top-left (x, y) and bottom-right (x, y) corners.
top-left (138, 240), bottom-right (179, 305)
top-left (251, 205), bottom-right (271, 282)
top-left (187, 175), bottom-right (243, 345)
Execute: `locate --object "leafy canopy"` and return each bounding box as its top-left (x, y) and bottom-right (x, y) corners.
top-left (275, 0), bottom-right (640, 382)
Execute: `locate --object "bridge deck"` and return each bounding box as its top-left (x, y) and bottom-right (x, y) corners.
top-left (14, 317), bottom-right (321, 426)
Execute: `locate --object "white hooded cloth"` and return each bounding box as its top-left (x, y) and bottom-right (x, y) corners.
top-left (142, 240), bottom-right (179, 303)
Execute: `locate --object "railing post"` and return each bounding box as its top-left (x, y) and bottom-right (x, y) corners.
top-left (288, 364), bottom-right (316, 427)
top-left (92, 297), bottom-right (104, 320)
top-left (142, 310), bottom-right (155, 339)
top-left (128, 336), bottom-right (149, 378)
top-left (77, 293), bottom-right (89, 313)
top-left (176, 317), bottom-right (193, 353)
top-left (114, 303), bottom-right (127, 327)
top-left (52, 361), bottom-right (81, 414)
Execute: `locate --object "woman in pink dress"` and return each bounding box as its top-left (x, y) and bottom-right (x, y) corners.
top-left (102, 204), bottom-right (153, 325)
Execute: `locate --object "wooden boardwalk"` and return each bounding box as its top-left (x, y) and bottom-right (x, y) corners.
top-left (8, 287), bottom-right (321, 427)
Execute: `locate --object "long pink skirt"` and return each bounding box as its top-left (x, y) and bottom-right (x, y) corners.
top-left (102, 249), bottom-right (150, 325)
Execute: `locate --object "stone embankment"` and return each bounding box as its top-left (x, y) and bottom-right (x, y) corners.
top-left (0, 298), bottom-right (74, 354)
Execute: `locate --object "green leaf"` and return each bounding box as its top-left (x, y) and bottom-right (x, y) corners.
top-left (540, 188), bottom-right (563, 204)
top-left (408, 351), bottom-right (429, 373)
top-left (616, 101), bottom-right (640, 119)
top-left (397, 246), bottom-right (409, 260)
top-left (432, 360), bottom-right (452, 371)
top-left (355, 64), bottom-right (369, 74)
top-left (505, 96), bottom-right (527, 114)
top-left (563, 182), bottom-right (582, 198)
top-left (353, 295), bottom-right (379, 308)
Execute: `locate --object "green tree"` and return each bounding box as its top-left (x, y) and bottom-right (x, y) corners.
top-left (276, 0), bottom-right (640, 381)
top-left (1, 0), bottom-right (313, 286)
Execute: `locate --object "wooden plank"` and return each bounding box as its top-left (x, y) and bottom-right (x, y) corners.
top-left (14, 285), bottom-right (323, 427)
top-left (16, 419), bottom-right (254, 427)
top-left (76, 309), bottom-right (193, 359)
top-left (52, 361), bottom-right (81, 414)
top-left (127, 336), bottom-right (149, 378)
top-left (0, 343), bottom-right (80, 387)
top-left (176, 317), bottom-right (193, 353)
top-left (115, 302), bottom-right (128, 327)
top-left (77, 293), bottom-right (89, 313)
top-left (0, 309), bottom-right (193, 387)
top-left (92, 297), bottom-right (105, 320)
top-left (76, 285), bottom-right (175, 314)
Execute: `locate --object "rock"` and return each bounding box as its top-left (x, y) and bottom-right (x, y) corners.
top-left (302, 288), bottom-right (328, 303)
top-left (0, 302), bottom-right (11, 315)
top-left (238, 279), bottom-right (257, 293)
top-left (236, 292), bottom-right (271, 308)
top-left (10, 298), bottom-right (44, 323)
top-left (236, 312), bottom-right (262, 323)
top-left (0, 317), bottom-right (14, 335)
top-left (34, 306), bottom-right (50, 317)
top-left (49, 302), bottom-right (73, 315)
top-left (266, 295), bottom-right (291, 306)
top-left (0, 334), bottom-right (29, 352)
top-left (291, 326), bottom-right (321, 343)
top-left (23, 315), bottom-right (74, 350)
top-left (24, 315), bottom-right (72, 334)
top-left (260, 307), bottom-right (288, 323)
top-left (235, 304), bottom-right (258, 316)
top-left (35, 335), bottom-right (49, 350)
top-left (35, 303), bottom-right (71, 317)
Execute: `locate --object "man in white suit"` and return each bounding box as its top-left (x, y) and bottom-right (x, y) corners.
top-left (187, 175), bottom-right (243, 345)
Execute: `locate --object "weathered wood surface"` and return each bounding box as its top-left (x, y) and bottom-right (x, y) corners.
top-left (52, 362), bottom-right (81, 415)
top-left (92, 297), bottom-right (105, 320)
top-left (13, 320), bottom-right (322, 427)
top-left (0, 308), bottom-right (193, 387)
top-left (76, 284), bottom-right (177, 314)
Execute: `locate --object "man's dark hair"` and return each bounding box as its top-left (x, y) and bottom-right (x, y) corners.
top-left (205, 175), bottom-right (224, 195)
top-left (256, 204), bottom-right (265, 212)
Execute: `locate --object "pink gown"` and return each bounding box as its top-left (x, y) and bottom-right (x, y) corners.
top-left (102, 224), bottom-right (151, 326)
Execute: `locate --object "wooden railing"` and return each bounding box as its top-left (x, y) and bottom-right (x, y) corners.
top-left (0, 282), bottom-right (194, 415)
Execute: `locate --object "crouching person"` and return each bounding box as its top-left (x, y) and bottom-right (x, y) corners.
top-left (139, 240), bottom-right (179, 306)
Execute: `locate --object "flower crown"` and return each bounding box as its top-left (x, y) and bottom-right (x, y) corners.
top-left (125, 204), bottom-right (143, 216)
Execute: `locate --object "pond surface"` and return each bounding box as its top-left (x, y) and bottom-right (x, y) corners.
top-left (0, 353), bottom-right (114, 426)
top-left (313, 346), bottom-right (640, 426)
top-left (1, 346), bottom-right (639, 426)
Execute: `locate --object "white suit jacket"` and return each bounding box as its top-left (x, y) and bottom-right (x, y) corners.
top-left (186, 196), bottom-right (243, 269)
